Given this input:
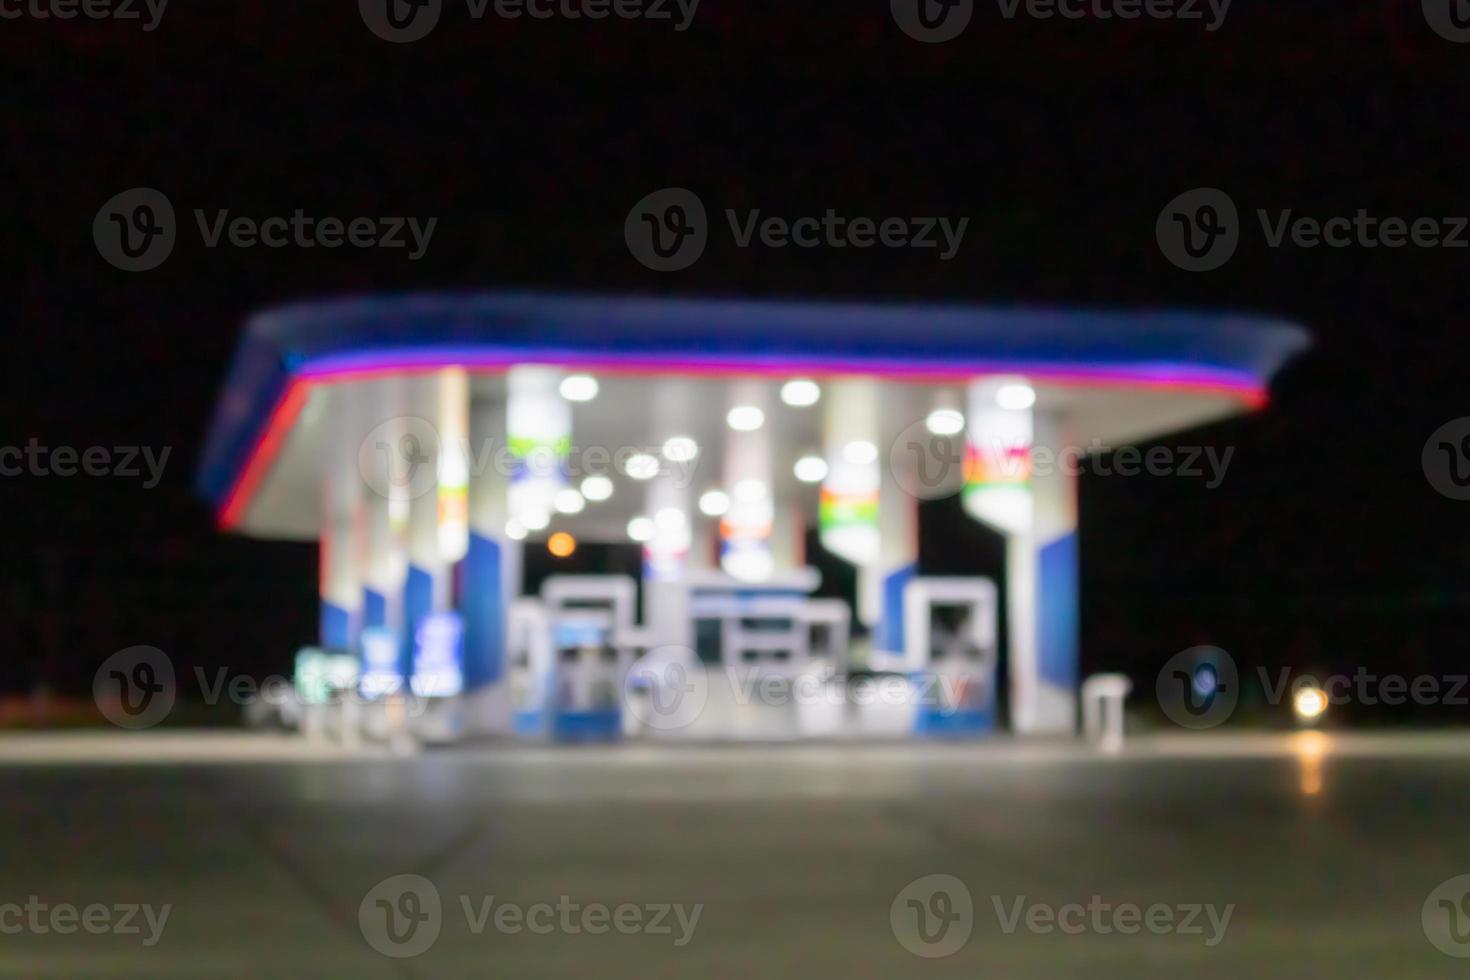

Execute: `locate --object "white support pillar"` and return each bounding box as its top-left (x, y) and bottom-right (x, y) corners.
top-left (1023, 408), bottom-right (1079, 732)
top-left (507, 366), bottom-right (569, 533)
top-left (690, 507), bottom-right (718, 572)
top-left (770, 502), bottom-right (806, 574)
top-left (964, 377), bottom-right (1078, 734)
top-left (405, 375), bottom-right (447, 615)
top-left (320, 384), bottom-right (364, 653)
top-left (360, 484), bottom-right (396, 631)
top-left (469, 395), bottom-right (521, 609)
top-left (461, 392), bottom-right (520, 733)
top-left (820, 379), bottom-right (882, 624)
top-left (645, 385), bottom-right (696, 648)
top-left (402, 369), bottom-right (469, 701)
top-left (720, 381), bottom-right (774, 582)
top-left (872, 385), bottom-right (920, 656)
top-left (437, 367), bottom-right (470, 572)
top-left (354, 377), bottom-right (414, 694)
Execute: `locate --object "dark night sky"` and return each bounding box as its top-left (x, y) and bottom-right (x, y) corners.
top-left (4, 1), bottom-right (1469, 722)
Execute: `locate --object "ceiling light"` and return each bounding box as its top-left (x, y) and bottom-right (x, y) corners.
top-left (559, 375), bottom-right (599, 402)
top-left (794, 455), bottom-right (828, 483)
top-left (842, 440), bottom-right (879, 466)
top-left (996, 382), bottom-right (1036, 411)
top-left (926, 409), bottom-right (965, 436)
top-left (553, 489), bottom-right (585, 514)
top-left (726, 405), bottom-right (765, 431)
top-left (733, 479), bottom-right (767, 503)
top-left (580, 476), bottom-right (613, 502)
top-left (780, 379), bottom-right (820, 407)
top-left (662, 436), bottom-right (699, 462)
top-left (624, 453), bottom-right (659, 480)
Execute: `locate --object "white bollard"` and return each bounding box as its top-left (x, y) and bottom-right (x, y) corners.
top-left (302, 702), bottom-right (327, 744)
top-left (1081, 673), bottom-right (1132, 752)
top-left (384, 693), bottom-right (420, 756)
top-left (339, 693), bottom-right (362, 752)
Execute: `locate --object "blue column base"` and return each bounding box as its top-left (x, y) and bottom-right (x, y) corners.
top-left (461, 531), bottom-right (506, 691)
top-left (552, 709), bottom-right (622, 743)
top-left (320, 601), bottom-right (353, 653)
top-left (914, 704), bottom-right (996, 737)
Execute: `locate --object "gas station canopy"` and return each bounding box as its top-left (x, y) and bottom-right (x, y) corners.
top-left (197, 292), bottom-right (1309, 537)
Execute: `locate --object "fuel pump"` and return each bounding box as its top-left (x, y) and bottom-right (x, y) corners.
top-left (901, 577), bottom-right (999, 735)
